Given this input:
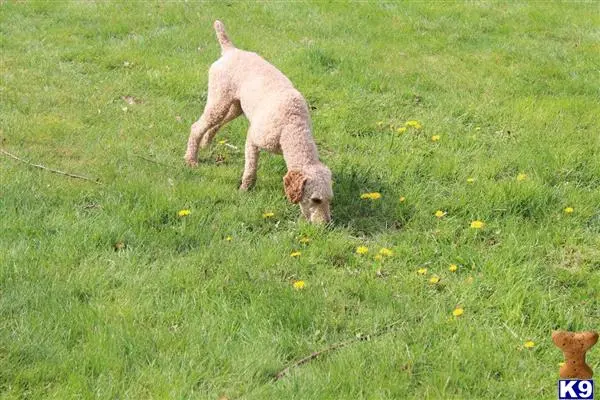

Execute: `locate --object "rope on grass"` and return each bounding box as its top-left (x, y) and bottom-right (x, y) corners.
top-left (274, 319), bottom-right (405, 381)
top-left (0, 148), bottom-right (102, 184)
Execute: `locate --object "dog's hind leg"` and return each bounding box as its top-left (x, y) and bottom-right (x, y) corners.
top-left (199, 101), bottom-right (242, 149)
top-left (185, 67), bottom-right (237, 166)
top-left (185, 103), bottom-right (229, 166)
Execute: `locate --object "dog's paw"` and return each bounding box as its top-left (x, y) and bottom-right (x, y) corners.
top-left (239, 180), bottom-right (255, 191)
top-left (185, 158), bottom-right (198, 167)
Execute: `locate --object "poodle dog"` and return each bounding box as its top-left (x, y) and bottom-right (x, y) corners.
top-left (184, 21), bottom-right (333, 224)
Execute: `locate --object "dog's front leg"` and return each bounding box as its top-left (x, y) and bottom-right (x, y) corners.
top-left (239, 140), bottom-right (259, 191)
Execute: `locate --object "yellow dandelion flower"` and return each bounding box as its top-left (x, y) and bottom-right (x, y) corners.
top-left (564, 207), bottom-right (574, 214)
top-left (558, 362), bottom-right (565, 367)
top-left (452, 307), bottom-right (464, 317)
top-left (429, 276), bottom-right (440, 284)
top-left (417, 268), bottom-right (428, 275)
top-left (431, 135), bottom-right (441, 142)
top-left (290, 251), bottom-right (302, 257)
top-left (262, 212), bottom-right (275, 218)
top-left (448, 264), bottom-right (458, 272)
top-left (516, 173), bottom-right (527, 181)
top-left (524, 341), bottom-right (535, 348)
top-left (374, 254), bottom-right (383, 261)
top-left (434, 210), bottom-right (446, 218)
top-left (225, 236), bottom-right (233, 241)
top-left (470, 220), bottom-right (485, 229)
top-left (218, 139), bottom-right (227, 145)
top-left (397, 127), bottom-right (407, 134)
top-left (293, 280), bottom-right (305, 290)
top-left (178, 209), bottom-right (191, 217)
top-left (356, 246), bottom-right (369, 255)
top-left (399, 196), bottom-right (406, 202)
top-left (405, 120), bottom-right (422, 129)
top-left (466, 177), bottom-right (475, 184)
top-left (379, 248), bottom-right (393, 257)
top-left (299, 237), bottom-right (310, 244)
top-left (360, 192), bottom-right (382, 200)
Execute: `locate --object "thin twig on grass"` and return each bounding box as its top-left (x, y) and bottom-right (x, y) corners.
top-left (133, 153), bottom-right (176, 168)
top-left (224, 143), bottom-right (240, 152)
top-left (502, 322), bottom-right (520, 339)
top-left (274, 340), bottom-right (352, 381)
top-left (1, 148), bottom-right (102, 184)
top-left (274, 320), bottom-right (404, 381)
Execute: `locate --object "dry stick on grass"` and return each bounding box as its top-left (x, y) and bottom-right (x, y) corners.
top-left (274, 320), bottom-right (405, 381)
top-left (133, 153), bottom-right (176, 168)
top-left (0, 148), bottom-right (102, 184)
top-left (224, 143), bottom-right (240, 152)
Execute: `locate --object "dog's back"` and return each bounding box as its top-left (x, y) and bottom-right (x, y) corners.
top-left (211, 21), bottom-right (306, 120)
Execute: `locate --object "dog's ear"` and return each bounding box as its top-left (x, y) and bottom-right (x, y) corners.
top-left (283, 170), bottom-right (307, 204)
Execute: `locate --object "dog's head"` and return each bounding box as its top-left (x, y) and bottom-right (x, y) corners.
top-left (284, 164), bottom-right (333, 224)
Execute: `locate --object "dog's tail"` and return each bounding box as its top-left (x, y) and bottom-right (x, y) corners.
top-left (214, 20), bottom-right (235, 53)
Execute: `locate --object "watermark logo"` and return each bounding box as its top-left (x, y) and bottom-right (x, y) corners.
top-left (558, 380), bottom-right (594, 400)
top-left (553, 331), bottom-right (597, 400)
top-left (552, 330), bottom-right (598, 380)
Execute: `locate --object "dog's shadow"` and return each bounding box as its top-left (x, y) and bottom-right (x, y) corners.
top-left (331, 165), bottom-right (415, 236)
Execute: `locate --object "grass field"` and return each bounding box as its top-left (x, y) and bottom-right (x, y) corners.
top-left (1, 2), bottom-right (600, 399)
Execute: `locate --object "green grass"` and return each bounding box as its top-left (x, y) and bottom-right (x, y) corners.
top-left (2, 2), bottom-right (599, 399)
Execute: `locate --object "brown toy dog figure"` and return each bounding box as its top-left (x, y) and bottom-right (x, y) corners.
top-left (552, 330), bottom-right (598, 379)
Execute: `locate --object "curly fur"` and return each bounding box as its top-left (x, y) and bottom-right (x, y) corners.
top-left (184, 20), bottom-right (333, 223)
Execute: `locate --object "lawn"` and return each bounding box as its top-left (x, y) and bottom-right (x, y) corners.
top-left (1, 2), bottom-right (599, 399)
